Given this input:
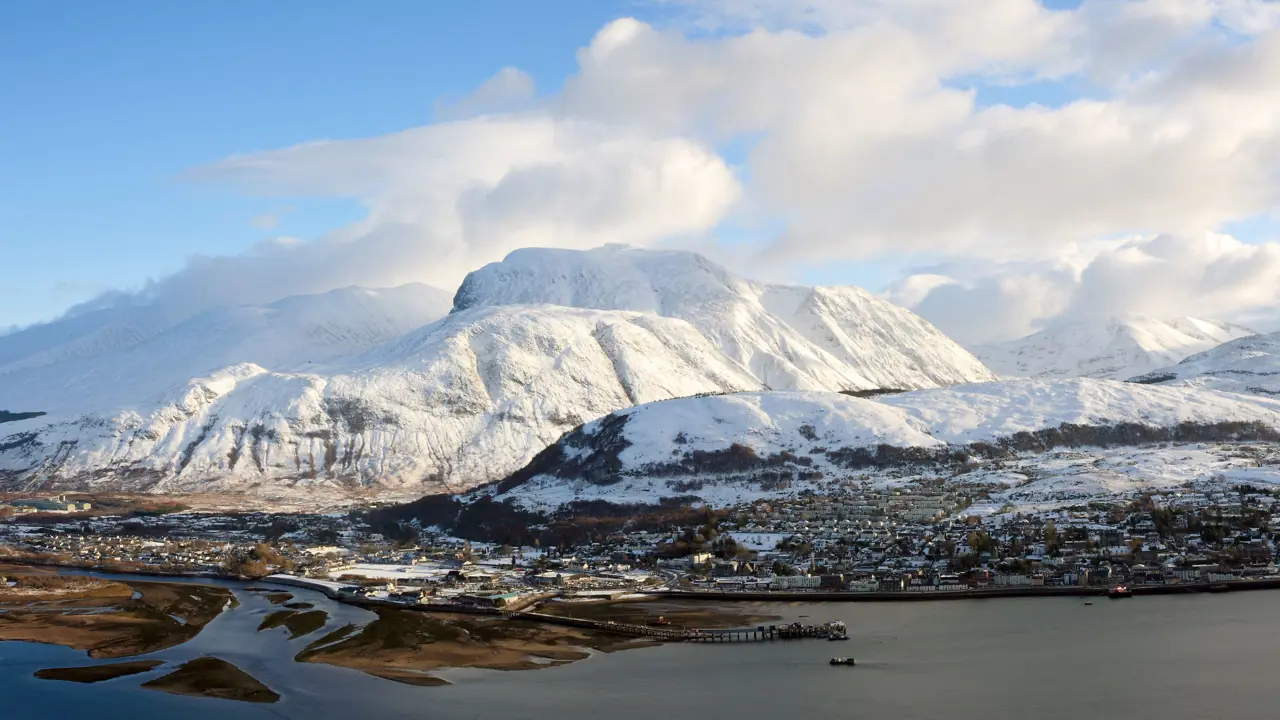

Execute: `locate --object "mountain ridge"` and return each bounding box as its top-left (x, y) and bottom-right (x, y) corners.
top-left (1131, 330), bottom-right (1280, 397)
top-left (0, 246), bottom-right (994, 500)
top-left (456, 245), bottom-right (996, 391)
top-left (974, 315), bottom-right (1255, 381)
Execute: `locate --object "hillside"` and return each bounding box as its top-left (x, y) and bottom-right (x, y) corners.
top-left (1131, 331), bottom-right (1280, 397)
top-left (488, 379), bottom-right (1280, 511)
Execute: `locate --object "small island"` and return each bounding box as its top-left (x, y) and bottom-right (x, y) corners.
top-left (141, 657), bottom-right (280, 704)
top-left (35, 660), bottom-right (165, 684)
top-left (257, 608), bottom-right (330, 639)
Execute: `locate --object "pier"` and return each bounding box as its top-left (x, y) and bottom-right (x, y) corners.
top-left (686, 622), bottom-right (845, 642)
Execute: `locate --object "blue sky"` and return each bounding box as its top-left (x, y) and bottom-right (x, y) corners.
top-left (4, 0), bottom-right (1278, 336)
top-left (0, 1), bottom-right (644, 328)
top-left (0, 0), bottom-right (1099, 330)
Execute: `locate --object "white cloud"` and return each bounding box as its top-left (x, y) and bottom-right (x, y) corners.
top-left (98, 115), bottom-right (739, 318)
top-left (891, 233), bottom-right (1280, 344)
top-left (560, 6), bottom-right (1280, 267)
top-left (434, 66), bottom-right (537, 120)
top-left (51, 0), bottom-right (1280, 342)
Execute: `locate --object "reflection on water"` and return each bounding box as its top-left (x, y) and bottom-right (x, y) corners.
top-left (4, 574), bottom-right (1280, 720)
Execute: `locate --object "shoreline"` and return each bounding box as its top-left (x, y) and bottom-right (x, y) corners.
top-left (263, 573), bottom-right (1280, 613)
top-left (657, 578), bottom-right (1280, 602)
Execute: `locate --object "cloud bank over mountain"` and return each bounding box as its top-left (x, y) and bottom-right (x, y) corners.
top-left (889, 232), bottom-right (1280, 345)
top-left (59, 0), bottom-right (1280, 340)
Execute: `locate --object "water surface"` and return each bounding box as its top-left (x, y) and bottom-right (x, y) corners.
top-left (3, 577), bottom-right (1275, 720)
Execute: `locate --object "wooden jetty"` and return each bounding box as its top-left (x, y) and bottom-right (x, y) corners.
top-left (686, 623), bottom-right (841, 642)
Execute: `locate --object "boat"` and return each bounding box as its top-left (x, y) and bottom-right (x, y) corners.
top-left (1084, 602), bottom-right (1093, 606)
top-left (1208, 584), bottom-right (1230, 594)
top-left (1107, 585), bottom-right (1133, 599)
top-left (648, 616), bottom-right (672, 626)
top-left (830, 657), bottom-right (856, 666)
top-left (828, 634), bottom-right (850, 641)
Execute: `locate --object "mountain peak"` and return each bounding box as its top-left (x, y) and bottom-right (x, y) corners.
top-left (451, 244), bottom-right (740, 315)
top-left (451, 244), bottom-right (994, 391)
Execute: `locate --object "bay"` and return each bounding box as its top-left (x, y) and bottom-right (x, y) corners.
top-left (3, 577), bottom-right (1275, 720)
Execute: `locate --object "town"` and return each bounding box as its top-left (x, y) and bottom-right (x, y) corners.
top-left (3, 474), bottom-right (1279, 610)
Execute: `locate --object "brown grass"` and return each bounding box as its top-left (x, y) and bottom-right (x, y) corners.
top-left (296, 607), bottom-right (666, 686)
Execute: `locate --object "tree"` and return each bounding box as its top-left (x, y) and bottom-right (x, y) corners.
top-left (1043, 520), bottom-right (1059, 555)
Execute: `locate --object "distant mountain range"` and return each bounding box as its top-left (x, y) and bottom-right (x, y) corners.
top-left (0, 246), bottom-right (993, 500)
top-left (4, 244), bottom-right (1274, 507)
top-left (974, 316), bottom-right (1255, 381)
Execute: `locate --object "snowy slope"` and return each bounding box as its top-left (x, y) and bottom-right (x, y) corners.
top-left (0, 304), bottom-right (180, 377)
top-left (0, 305), bottom-right (764, 498)
top-left (0, 246), bottom-right (995, 500)
top-left (876, 377), bottom-right (1280, 442)
top-left (1130, 330), bottom-right (1280, 397)
top-left (0, 284), bottom-right (454, 414)
top-left (0, 245), bottom-right (1016, 502)
top-left (492, 379), bottom-right (1280, 509)
top-left (974, 316), bottom-right (1254, 381)
top-left (454, 245), bottom-right (995, 391)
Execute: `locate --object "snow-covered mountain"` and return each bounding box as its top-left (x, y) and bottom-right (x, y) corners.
top-left (1, 305), bottom-right (768, 498)
top-left (974, 316), bottom-right (1254, 381)
top-left (455, 245), bottom-right (996, 391)
top-left (1130, 330), bottom-right (1280, 397)
top-left (0, 284), bottom-right (455, 413)
top-left (489, 379), bottom-right (1280, 511)
top-left (0, 246), bottom-right (994, 500)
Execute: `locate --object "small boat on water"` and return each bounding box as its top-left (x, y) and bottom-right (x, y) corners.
top-left (648, 616), bottom-right (672, 626)
top-left (1084, 602), bottom-right (1093, 606)
top-left (830, 657), bottom-right (856, 666)
top-left (1208, 584), bottom-right (1230, 594)
top-left (1107, 585), bottom-right (1133, 599)
top-left (828, 634), bottom-right (850, 641)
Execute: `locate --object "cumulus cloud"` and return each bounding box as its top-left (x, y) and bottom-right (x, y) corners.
top-left (90, 116), bottom-right (739, 319)
top-left (890, 233), bottom-right (1280, 345)
top-left (50, 0), bottom-right (1280, 341)
top-left (562, 3), bottom-right (1280, 264)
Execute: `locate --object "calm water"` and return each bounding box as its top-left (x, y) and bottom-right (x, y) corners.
top-left (3, 577), bottom-right (1277, 720)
